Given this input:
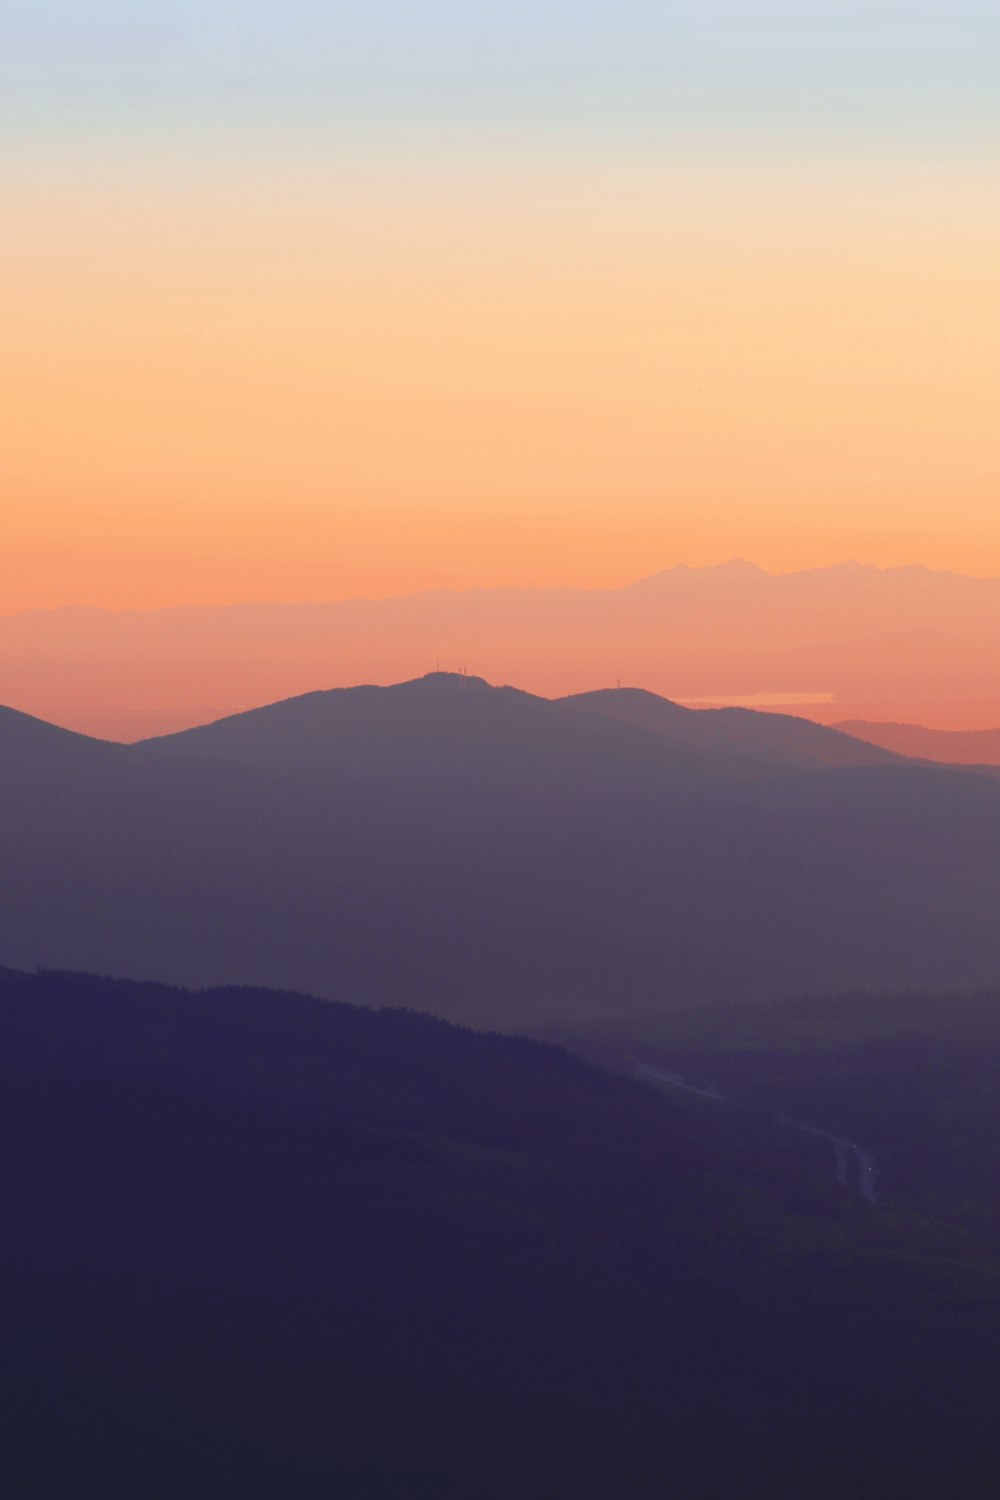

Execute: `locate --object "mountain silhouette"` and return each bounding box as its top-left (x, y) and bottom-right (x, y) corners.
top-left (4, 675), bottom-right (1000, 1026)
top-left (7, 560), bottom-right (1000, 740)
top-left (560, 688), bottom-right (897, 769)
top-left (143, 672), bottom-right (877, 786)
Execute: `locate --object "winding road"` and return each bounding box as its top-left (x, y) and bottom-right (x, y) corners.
top-left (635, 1061), bottom-right (879, 1204)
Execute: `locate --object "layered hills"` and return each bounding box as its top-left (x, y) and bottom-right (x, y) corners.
top-left (3, 675), bottom-right (1000, 1027)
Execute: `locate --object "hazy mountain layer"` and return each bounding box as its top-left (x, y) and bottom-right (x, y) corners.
top-left (4, 675), bottom-right (1000, 1026)
top-left (836, 719), bottom-right (1000, 766)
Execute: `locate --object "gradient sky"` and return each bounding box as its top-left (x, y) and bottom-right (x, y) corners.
top-left (2, 2), bottom-right (998, 611)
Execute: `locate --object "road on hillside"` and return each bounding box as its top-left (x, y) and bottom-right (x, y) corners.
top-left (634, 1061), bottom-right (879, 1204)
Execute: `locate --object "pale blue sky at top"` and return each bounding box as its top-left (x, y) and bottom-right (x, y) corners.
top-left (1, 1), bottom-right (998, 149)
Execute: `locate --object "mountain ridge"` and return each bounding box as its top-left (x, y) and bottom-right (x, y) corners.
top-left (6, 559), bottom-right (1000, 741)
top-left (140, 673), bottom-right (898, 777)
top-left (4, 674), bottom-right (1000, 1026)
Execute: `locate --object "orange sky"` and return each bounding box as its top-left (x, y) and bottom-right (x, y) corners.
top-left (3, 146), bottom-right (999, 613)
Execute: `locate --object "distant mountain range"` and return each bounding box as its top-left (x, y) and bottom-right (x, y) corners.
top-left (4, 673), bottom-right (1000, 1028)
top-left (5, 559), bottom-right (1000, 740)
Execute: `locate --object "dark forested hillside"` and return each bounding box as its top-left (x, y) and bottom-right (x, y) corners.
top-left (2, 967), bottom-right (1000, 1498)
top-left (4, 675), bottom-right (1000, 1026)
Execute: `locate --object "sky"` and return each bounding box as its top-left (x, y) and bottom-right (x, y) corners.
top-left (2, 1), bottom-right (999, 612)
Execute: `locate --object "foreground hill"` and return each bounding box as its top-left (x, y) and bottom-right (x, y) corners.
top-left (3, 967), bottom-right (999, 1497)
top-left (4, 674), bottom-right (1000, 1024)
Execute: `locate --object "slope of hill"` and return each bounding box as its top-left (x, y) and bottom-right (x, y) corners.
top-left (5, 675), bottom-right (1000, 1025)
top-left (3, 967), bottom-right (999, 1498)
top-left (836, 719), bottom-right (1000, 767)
top-left (0, 701), bottom-right (129, 771)
top-left (561, 687), bottom-right (896, 769)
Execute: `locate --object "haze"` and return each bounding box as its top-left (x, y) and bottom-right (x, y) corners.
top-left (7, 8), bottom-right (1000, 1494)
